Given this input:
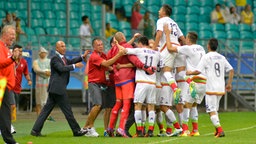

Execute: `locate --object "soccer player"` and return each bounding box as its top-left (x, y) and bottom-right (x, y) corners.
top-left (187, 38), bottom-right (234, 138)
top-left (152, 4), bottom-right (186, 101)
top-left (116, 36), bottom-right (160, 137)
top-left (164, 25), bottom-right (207, 136)
top-left (107, 32), bottom-right (155, 137)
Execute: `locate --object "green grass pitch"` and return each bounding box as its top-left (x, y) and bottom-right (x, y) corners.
top-left (1, 111), bottom-right (256, 144)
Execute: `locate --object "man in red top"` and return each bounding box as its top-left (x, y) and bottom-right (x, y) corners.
top-left (0, 25), bottom-right (19, 144)
top-left (10, 44), bottom-right (32, 123)
top-left (131, 2), bottom-right (143, 35)
top-left (82, 38), bottom-right (126, 137)
top-left (106, 32), bottom-right (155, 137)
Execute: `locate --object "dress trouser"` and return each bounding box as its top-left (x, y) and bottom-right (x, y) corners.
top-left (32, 92), bottom-right (81, 134)
top-left (0, 88), bottom-right (16, 144)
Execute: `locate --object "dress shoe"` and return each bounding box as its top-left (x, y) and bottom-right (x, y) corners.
top-left (30, 130), bottom-right (44, 137)
top-left (73, 130), bottom-right (87, 137)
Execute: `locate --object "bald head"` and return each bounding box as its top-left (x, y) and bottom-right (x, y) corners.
top-left (114, 32), bottom-right (126, 43)
top-left (0, 25), bottom-right (16, 46)
top-left (56, 41), bottom-right (66, 55)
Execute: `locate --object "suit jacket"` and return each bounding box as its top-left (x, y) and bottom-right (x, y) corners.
top-left (47, 54), bottom-right (82, 95)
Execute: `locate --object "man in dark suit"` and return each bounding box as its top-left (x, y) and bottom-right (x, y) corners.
top-left (31, 41), bottom-right (89, 137)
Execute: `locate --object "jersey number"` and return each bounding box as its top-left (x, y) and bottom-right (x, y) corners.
top-left (145, 56), bottom-right (153, 67)
top-left (214, 63), bottom-right (220, 77)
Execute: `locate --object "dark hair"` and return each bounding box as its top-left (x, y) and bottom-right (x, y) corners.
top-left (215, 3), bottom-right (221, 8)
top-left (12, 44), bottom-right (22, 50)
top-left (208, 38), bottom-right (218, 51)
top-left (106, 22), bottom-right (110, 27)
top-left (162, 4), bottom-right (172, 16)
top-left (187, 32), bottom-right (198, 44)
top-left (92, 37), bottom-right (102, 46)
top-left (109, 37), bottom-right (114, 47)
top-left (138, 36), bottom-right (149, 46)
top-left (81, 15), bottom-right (88, 21)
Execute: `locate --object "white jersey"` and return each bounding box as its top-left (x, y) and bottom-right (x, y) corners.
top-left (177, 44), bottom-right (206, 71)
top-left (126, 48), bottom-right (160, 83)
top-left (196, 52), bottom-right (233, 95)
top-left (156, 17), bottom-right (183, 48)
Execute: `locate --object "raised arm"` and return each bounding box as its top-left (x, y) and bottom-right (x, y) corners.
top-left (163, 24), bottom-right (178, 53)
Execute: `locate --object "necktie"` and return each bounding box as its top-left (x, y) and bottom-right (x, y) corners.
top-left (62, 57), bottom-right (67, 65)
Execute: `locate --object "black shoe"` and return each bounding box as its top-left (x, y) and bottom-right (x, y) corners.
top-left (145, 130), bottom-right (154, 137)
top-left (73, 130), bottom-right (87, 137)
top-left (30, 130), bottom-right (44, 137)
top-left (125, 130), bottom-right (132, 138)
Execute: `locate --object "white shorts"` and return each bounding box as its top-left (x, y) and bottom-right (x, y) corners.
top-left (183, 83), bottom-right (206, 104)
top-left (174, 54), bottom-right (186, 68)
top-left (177, 81), bottom-right (188, 105)
top-left (134, 83), bottom-right (156, 104)
top-left (155, 86), bottom-right (162, 106)
top-left (205, 95), bottom-right (223, 113)
top-left (160, 47), bottom-right (177, 68)
top-left (159, 85), bottom-right (174, 106)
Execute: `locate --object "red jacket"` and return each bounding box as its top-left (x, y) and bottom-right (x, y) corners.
top-left (0, 41), bottom-right (15, 90)
top-left (107, 41), bottom-right (144, 85)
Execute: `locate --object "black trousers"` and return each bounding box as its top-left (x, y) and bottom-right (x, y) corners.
top-left (31, 92), bottom-right (81, 134)
top-left (125, 99), bottom-right (135, 132)
top-left (0, 88), bottom-right (16, 144)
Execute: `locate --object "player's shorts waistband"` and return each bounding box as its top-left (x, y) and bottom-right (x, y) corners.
top-left (160, 42), bottom-right (180, 52)
top-left (136, 80), bottom-right (156, 85)
top-left (206, 91), bottom-right (225, 96)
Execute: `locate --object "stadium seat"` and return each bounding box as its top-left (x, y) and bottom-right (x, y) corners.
top-left (44, 11), bottom-right (56, 19)
top-left (41, 2), bottom-right (52, 10)
top-left (211, 23), bottom-right (225, 31)
top-left (32, 10), bottom-right (44, 19)
top-left (91, 5), bottom-right (102, 13)
top-left (124, 5), bottom-right (133, 17)
top-left (118, 21), bottom-right (131, 29)
top-left (70, 3), bottom-right (79, 12)
top-left (172, 14), bottom-right (186, 23)
top-left (240, 31), bottom-right (253, 39)
top-left (0, 10), bottom-right (5, 18)
top-left (80, 4), bottom-right (91, 12)
top-left (31, 2), bottom-right (41, 10)
top-left (187, 0), bottom-right (200, 6)
top-left (172, 6), bottom-right (186, 15)
top-left (147, 5), bottom-right (159, 15)
top-left (240, 41), bottom-right (254, 51)
top-left (147, 0), bottom-right (161, 7)
top-left (225, 53), bottom-right (238, 71)
top-left (122, 0), bottom-right (135, 6)
top-left (52, 3), bottom-right (66, 11)
top-left (29, 35), bottom-right (39, 45)
top-left (31, 19), bottom-right (43, 28)
top-left (91, 20), bottom-right (102, 29)
top-left (24, 27), bottom-right (35, 35)
top-left (70, 20), bottom-right (80, 28)
top-left (56, 11), bottom-right (66, 19)
top-left (213, 31), bottom-right (227, 39)
top-left (80, 0), bottom-right (91, 4)
top-left (0, 1), bottom-right (5, 9)
top-left (186, 22), bottom-right (199, 33)
top-left (199, 30), bottom-right (213, 39)
top-left (122, 29), bottom-right (132, 39)
top-left (254, 32), bottom-right (256, 39)
top-left (213, 0), bottom-right (226, 5)
top-left (199, 23), bottom-right (212, 31)
top-left (46, 27), bottom-right (59, 35)
top-left (35, 27), bottom-right (46, 35)
top-left (19, 34), bottom-right (28, 44)
top-left (187, 6), bottom-right (200, 15)
top-left (16, 2), bottom-right (27, 10)
top-left (226, 31), bottom-right (240, 39)
top-left (56, 20), bottom-right (66, 28)
top-left (106, 13), bottom-right (118, 22)
top-left (70, 11), bottom-right (79, 20)
top-left (176, 22), bottom-right (185, 32)
top-left (226, 40), bottom-right (239, 52)
top-left (239, 24), bottom-right (251, 32)
top-left (197, 40), bottom-right (208, 47)
top-left (225, 23), bottom-right (239, 32)
top-left (109, 21), bottom-right (119, 30)
top-left (18, 10), bottom-right (27, 19)
top-left (185, 14), bottom-right (199, 23)
top-left (114, 0), bottom-right (122, 8)
top-left (44, 19), bottom-right (56, 28)
top-left (200, 6), bottom-right (212, 15)
top-left (5, 2), bottom-right (16, 11)
top-left (174, 0), bottom-right (186, 6)
top-left (161, 0), bottom-right (174, 6)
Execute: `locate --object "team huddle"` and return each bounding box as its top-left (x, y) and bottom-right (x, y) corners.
top-left (82, 4), bottom-right (234, 138)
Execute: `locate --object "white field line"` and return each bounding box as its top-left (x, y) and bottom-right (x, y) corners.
top-left (149, 125), bottom-right (256, 144)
